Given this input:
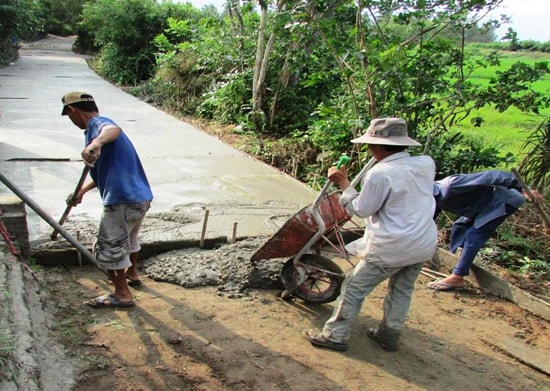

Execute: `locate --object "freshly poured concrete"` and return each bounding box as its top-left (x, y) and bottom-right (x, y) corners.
top-left (0, 36), bottom-right (317, 244)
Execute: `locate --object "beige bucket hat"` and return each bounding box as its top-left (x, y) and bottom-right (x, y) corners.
top-left (352, 117), bottom-right (420, 146)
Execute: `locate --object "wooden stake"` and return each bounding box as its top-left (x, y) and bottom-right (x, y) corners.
top-left (422, 267), bottom-right (448, 279)
top-left (232, 222), bottom-right (237, 243)
top-left (200, 209), bottom-right (209, 248)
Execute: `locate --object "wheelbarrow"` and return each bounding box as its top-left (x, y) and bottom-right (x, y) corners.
top-left (251, 156), bottom-right (377, 304)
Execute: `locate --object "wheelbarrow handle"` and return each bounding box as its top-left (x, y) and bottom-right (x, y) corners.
top-left (295, 157), bottom-right (377, 264)
top-left (313, 156), bottom-right (377, 207)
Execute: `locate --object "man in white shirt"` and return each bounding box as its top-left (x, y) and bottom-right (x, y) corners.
top-left (305, 117), bottom-right (438, 352)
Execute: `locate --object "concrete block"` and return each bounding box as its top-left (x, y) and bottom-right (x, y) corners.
top-left (0, 196), bottom-right (30, 260)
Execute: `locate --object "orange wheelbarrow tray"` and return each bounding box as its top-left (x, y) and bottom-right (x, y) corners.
top-left (250, 191), bottom-right (353, 263)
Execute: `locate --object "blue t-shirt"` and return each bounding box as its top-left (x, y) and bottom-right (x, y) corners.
top-left (85, 116), bottom-right (153, 206)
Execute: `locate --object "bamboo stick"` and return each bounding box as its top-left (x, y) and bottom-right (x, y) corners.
top-left (511, 168), bottom-right (550, 234)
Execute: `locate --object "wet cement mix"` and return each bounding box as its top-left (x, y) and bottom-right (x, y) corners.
top-left (144, 237), bottom-right (286, 295)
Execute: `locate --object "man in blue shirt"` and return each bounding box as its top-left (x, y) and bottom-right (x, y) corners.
top-left (61, 91), bottom-right (153, 308)
top-left (428, 170), bottom-right (543, 291)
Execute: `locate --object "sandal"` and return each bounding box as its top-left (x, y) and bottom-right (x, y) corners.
top-left (427, 279), bottom-right (465, 291)
top-left (86, 293), bottom-right (135, 308)
top-left (304, 329), bottom-right (348, 351)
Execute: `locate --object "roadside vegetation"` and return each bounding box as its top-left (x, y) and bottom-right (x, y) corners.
top-left (1, 0), bottom-right (549, 285)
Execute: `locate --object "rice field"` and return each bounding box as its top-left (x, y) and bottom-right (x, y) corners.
top-left (451, 49), bottom-right (550, 164)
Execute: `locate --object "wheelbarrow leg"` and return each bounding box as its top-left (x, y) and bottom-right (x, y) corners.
top-left (281, 285), bottom-right (297, 300)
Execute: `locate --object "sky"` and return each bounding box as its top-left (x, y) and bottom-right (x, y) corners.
top-left (183, 0), bottom-right (550, 42)
top-left (489, 0), bottom-right (550, 42)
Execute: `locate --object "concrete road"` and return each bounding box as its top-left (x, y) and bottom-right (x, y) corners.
top-left (0, 35), bottom-right (316, 244)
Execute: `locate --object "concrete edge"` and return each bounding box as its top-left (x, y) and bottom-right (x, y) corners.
top-left (32, 236), bottom-right (241, 266)
top-left (30, 243), bottom-right (550, 321)
top-left (436, 248), bottom-right (550, 321)
top-left (0, 247), bottom-right (76, 390)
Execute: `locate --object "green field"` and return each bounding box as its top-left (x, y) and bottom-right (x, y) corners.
top-left (452, 49), bottom-right (550, 165)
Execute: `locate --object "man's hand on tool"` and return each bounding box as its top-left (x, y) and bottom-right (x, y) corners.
top-left (66, 182), bottom-right (96, 206)
top-left (81, 124), bottom-right (121, 166)
top-left (66, 192), bottom-right (82, 206)
top-left (328, 166), bottom-right (351, 191)
top-left (82, 145), bottom-right (100, 166)
top-left (523, 188), bottom-right (544, 203)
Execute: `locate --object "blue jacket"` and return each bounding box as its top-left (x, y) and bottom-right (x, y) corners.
top-left (433, 170), bottom-right (525, 228)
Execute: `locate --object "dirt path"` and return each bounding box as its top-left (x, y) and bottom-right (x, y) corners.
top-left (39, 255), bottom-right (549, 391)
top-left (3, 35), bottom-right (548, 390)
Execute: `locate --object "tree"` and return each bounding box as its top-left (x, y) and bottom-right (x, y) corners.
top-left (250, 0), bottom-right (297, 132)
top-left (503, 27), bottom-right (519, 51)
top-left (0, 0), bottom-right (44, 64)
top-left (80, 0), bottom-right (195, 84)
top-left (41, 0), bottom-right (90, 36)
top-left (0, 0), bottom-right (44, 41)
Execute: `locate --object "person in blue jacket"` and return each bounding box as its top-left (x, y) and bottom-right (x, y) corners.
top-left (61, 91), bottom-right (153, 308)
top-left (428, 170), bottom-right (543, 291)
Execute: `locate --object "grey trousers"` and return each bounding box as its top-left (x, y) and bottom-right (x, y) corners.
top-left (322, 260), bottom-right (423, 343)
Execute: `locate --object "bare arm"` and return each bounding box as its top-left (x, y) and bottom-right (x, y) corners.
top-left (327, 165), bottom-right (350, 190)
top-left (67, 181), bottom-right (96, 206)
top-left (81, 124), bottom-right (121, 166)
top-left (522, 188), bottom-right (544, 203)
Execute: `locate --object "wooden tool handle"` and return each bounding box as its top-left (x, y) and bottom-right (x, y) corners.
top-left (51, 165), bottom-right (90, 240)
top-left (511, 168), bottom-right (550, 234)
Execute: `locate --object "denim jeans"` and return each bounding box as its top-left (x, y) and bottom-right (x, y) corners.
top-left (450, 204), bottom-right (517, 276)
top-left (322, 260), bottom-right (423, 343)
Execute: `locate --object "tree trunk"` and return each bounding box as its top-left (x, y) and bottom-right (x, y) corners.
top-left (251, 0), bottom-right (286, 130)
top-left (252, 2), bottom-right (268, 114)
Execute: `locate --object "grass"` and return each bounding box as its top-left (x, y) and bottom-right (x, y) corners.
top-left (468, 51), bottom-right (550, 93)
top-left (452, 107), bottom-right (544, 162)
top-left (452, 48), bottom-right (550, 164)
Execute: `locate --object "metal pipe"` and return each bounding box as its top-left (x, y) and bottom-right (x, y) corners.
top-left (0, 170), bottom-right (105, 272)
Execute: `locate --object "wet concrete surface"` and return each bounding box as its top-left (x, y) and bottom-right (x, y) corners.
top-left (0, 36), bottom-right (319, 390)
top-left (0, 35), bottom-right (316, 246)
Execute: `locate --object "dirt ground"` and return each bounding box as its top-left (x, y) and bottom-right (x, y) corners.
top-left (36, 240), bottom-right (549, 391)
top-left (6, 35), bottom-right (549, 390)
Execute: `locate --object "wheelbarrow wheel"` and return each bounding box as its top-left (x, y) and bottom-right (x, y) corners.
top-left (281, 254), bottom-right (344, 304)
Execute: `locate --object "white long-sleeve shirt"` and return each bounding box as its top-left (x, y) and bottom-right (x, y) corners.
top-left (341, 152), bottom-right (437, 267)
